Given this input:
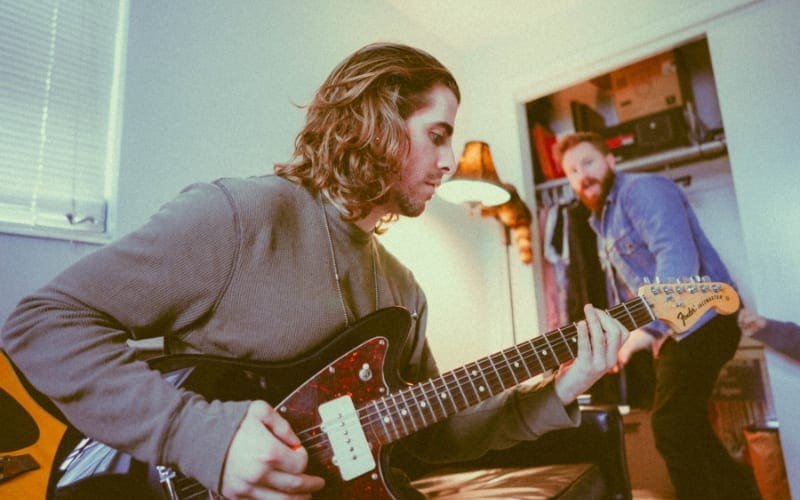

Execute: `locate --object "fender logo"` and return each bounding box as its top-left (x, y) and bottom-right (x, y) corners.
top-left (675, 293), bottom-right (723, 327)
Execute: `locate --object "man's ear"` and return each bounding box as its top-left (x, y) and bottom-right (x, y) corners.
top-left (605, 152), bottom-right (616, 168)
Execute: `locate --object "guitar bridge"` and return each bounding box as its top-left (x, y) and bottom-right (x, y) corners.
top-left (318, 395), bottom-right (375, 481)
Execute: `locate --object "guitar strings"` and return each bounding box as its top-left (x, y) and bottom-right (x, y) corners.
top-left (297, 300), bottom-right (653, 457)
top-left (170, 298), bottom-right (648, 497)
top-left (300, 298), bottom-right (650, 452)
top-left (174, 292), bottom-right (682, 490)
top-left (296, 298), bottom-right (654, 462)
top-left (171, 298), bottom-right (652, 495)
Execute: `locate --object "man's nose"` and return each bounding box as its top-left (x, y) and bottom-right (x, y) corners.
top-left (438, 148), bottom-right (456, 174)
top-left (572, 165), bottom-right (589, 182)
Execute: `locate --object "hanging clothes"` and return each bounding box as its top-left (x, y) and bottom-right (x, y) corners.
top-left (543, 203), bottom-right (570, 328)
top-left (565, 200), bottom-right (608, 320)
top-left (538, 206), bottom-right (561, 331)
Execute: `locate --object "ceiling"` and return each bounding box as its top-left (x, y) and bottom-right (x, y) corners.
top-left (385, 0), bottom-right (577, 50)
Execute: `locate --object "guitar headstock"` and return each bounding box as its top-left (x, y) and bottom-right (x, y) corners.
top-left (637, 277), bottom-right (740, 333)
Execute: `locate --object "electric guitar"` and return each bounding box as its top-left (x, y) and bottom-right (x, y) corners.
top-left (15, 280), bottom-right (739, 499)
top-left (0, 350), bottom-right (69, 499)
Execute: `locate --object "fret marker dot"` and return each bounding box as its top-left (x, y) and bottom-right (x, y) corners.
top-left (383, 417), bottom-right (390, 423)
top-left (420, 402), bottom-right (427, 408)
top-left (440, 393), bottom-right (448, 399)
top-left (401, 409), bottom-right (407, 416)
top-left (479, 386), bottom-right (485, 392)
top-left (471, 370), bottom-right (478, 376)
top-left (513, 362), bottom-right (520, 368)
top-left (541, 350), bottom-right (548, 355)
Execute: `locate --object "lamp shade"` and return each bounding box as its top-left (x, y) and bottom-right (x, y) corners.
top-left (438, 141), bottom-right (511, 207)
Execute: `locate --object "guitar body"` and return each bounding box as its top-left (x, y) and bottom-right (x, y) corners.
top-left (0, 351), bottom-right (68, 499)
top-left (56, 307), bottom-right (414, 499)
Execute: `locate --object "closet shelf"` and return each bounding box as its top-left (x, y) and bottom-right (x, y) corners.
top-left (534, 139), bottom-right (727, 192)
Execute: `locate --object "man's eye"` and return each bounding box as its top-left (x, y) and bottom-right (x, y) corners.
top-left (430, 131), bottom-right (445, 145)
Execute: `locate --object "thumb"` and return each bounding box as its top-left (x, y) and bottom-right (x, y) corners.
top-left (247, 400), bottom-right (302, 449)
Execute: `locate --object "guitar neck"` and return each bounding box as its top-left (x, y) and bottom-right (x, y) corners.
top-left (363, 295), bottom-right (654, 445)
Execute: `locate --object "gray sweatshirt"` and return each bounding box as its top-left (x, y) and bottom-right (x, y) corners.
top-left (1, 175), bottom-right (577, 493)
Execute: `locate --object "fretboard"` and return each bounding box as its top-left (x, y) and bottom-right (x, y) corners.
top-left (361, 295), bottom-right (655, 444)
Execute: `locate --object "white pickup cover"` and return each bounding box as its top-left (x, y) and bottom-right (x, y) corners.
top-left (318, 395), bottom-right (375, 480)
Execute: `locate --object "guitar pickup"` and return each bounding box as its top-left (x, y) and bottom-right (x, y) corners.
top-left (318, 395), bottom-right (375, 481)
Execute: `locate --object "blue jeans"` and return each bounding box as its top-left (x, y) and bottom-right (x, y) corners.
top-left (651, 313), bottom-right (760, 499)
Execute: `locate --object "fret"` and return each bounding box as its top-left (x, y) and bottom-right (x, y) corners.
top-left (409, 385), bottom-right (430, 428)
top-left (536, 337), bottom-right (557, 369)
top-left (425, 378), bottom-right (447, 421)
top-left (427, 378), bottom-right (447, 417)
top-left (460, 365), bottom-right (480, 404)
top-left (380, 397), bottom-right (400, 441)
top-left (390, 392), bottom-right (416, 436)
top-left (399, 390), bottom-right (420, 432)
top-left (442, 378), bottom-right (464, 416)
top-left (372, 400), bottom-right (393, 443)
top-left (512, 344), bottom-right (533, 379)
top-left (468, 362), bottom-right (491, 399)
top-left (445, 369), bottom-right (469, 410)
top-left (434, 377), bottom-right (458, 417)
top-left (389, 393), bottom-right (409, 436)
top-left (638, 296), bottom-right (656, 326)
top-left (528, 339), bottom-right (547, 373)
top-left (558, 326), bottom-right (576, 359)
top-left (462, 363), bottom-right (489, 401)
top-left (620, 301), bottom-right (637, 330)
top-left (486, 354), bottom-right (506, 392)
top-left (362, 406), bottom-right (386, 445)
top-left (499, 349), bottom-right (520, 386)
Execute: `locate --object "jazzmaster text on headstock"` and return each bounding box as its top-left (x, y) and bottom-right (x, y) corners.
top-left (675, 293), bottom-right (728, 328)
top-left (638, 278), bottom-right (740, 334)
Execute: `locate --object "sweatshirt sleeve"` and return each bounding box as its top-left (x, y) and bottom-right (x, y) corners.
top-left (1, 182), bottom-right (251, 493)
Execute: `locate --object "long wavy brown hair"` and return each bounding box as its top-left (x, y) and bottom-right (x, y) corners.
top-left (274, 42), bottom-right (460, 232)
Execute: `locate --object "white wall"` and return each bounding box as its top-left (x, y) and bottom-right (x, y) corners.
top-left (708, 0), bottom-right (800, 493)
top-left (458, 0), bottom-right (799, 494)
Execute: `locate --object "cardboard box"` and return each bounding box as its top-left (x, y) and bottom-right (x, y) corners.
top-left (612, 51), bottom-right (684, 122)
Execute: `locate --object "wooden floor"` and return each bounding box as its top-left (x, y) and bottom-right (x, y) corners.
top-left (632, 488), bottom-right (676, 500)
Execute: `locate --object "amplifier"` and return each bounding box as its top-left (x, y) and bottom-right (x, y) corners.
top-left (603, 106), bottom-right (690, 162)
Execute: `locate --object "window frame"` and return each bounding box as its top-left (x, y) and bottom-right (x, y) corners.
top-left (0, 0), bottom-right (129, 244)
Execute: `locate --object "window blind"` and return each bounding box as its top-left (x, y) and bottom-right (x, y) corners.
top-left (0, 0), bottom-right (127, 239)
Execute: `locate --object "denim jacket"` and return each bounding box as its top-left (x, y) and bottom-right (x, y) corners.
top-left (589, 172), bottom-right (735, 340)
